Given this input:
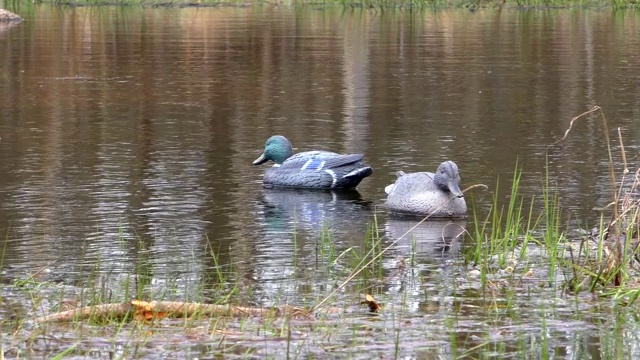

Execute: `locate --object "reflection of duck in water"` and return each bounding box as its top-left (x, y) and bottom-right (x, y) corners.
top-left (259, 188), bottom-right (372, 234)
top-left (385, 217), bottom-right (466, 259)
top-left (252, 189), bottom-right (372, 288)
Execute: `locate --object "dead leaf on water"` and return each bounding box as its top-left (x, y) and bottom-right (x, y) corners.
top-left (525, 268), bottom-right (534, 277)
top-left (361, 294), bottom-right (382, 313)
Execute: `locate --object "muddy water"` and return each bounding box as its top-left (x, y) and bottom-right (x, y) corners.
top-left (1, 5), bottom-right (640, 358)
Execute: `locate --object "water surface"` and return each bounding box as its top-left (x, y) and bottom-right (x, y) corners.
top-left (1, 5), bottom-right (640, 358)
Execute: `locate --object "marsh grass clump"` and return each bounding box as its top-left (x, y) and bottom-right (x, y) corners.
top-left (554, 107), bottom-right (640, 302)
top-left (567, 183), bottom-right (640, 297)
top-left (466, 165), bottom-right (542, 280)
top-left (463, 106), bottom-right (640, 306)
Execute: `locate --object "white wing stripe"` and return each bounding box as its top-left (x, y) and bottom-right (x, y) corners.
top-left (325, 169), bottom-right (337, 187)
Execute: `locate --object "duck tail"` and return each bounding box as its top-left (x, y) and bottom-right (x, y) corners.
top-left (384, 184), bottom-right (395, 195)
top-left (344, 166), bottom-right (373, 179)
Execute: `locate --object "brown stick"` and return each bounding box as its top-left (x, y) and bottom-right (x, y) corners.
top-left (550, 105), bottom-right (601, 146)
top-left (34, 303), bottom-right (134, 323)
top-left (34, 301), bottom-right (313, 323)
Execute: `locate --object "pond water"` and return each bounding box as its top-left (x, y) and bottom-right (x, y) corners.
top-left (2, 4), bottom-right (640, 358)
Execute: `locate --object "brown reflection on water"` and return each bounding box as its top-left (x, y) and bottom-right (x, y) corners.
top-left (0, 5), bottom-right (640, 303)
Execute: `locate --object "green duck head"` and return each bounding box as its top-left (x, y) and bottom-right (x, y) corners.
top-left (253, 135), bottom-right (294, 166)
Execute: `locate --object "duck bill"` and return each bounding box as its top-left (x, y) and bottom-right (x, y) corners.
top-left (449, 181), bottom-right (464, 198)
top-left (253, 153), bottom-right (268, 165)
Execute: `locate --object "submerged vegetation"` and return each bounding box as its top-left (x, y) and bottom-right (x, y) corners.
top-left (2, 106), bottom-right (640, 357)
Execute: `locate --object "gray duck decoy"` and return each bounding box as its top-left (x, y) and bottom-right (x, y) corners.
top-left (385, 161), bottom-right (467, 218)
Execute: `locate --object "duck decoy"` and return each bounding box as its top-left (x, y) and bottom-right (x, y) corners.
top-left (0, 9), bottom-right (23, 23)
top-left (385, 161), bottom-right (467, 218)
top-left (253, 135), bottom-right (373, 190)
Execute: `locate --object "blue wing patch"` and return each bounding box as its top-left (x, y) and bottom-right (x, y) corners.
top-left (301, 158), bottom-right (325, 171)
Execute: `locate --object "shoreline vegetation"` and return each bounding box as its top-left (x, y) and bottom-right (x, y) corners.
top-left (1, 0), bottom-right (639, 10)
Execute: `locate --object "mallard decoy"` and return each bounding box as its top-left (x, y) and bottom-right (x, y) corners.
top-left (253, 135), bottom-right (373, 190)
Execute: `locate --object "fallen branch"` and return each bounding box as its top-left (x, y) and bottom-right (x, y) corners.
top-left (550, 105), bottom-right (601, 146)
top-left (34, 300), bottom-right (313, 324)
